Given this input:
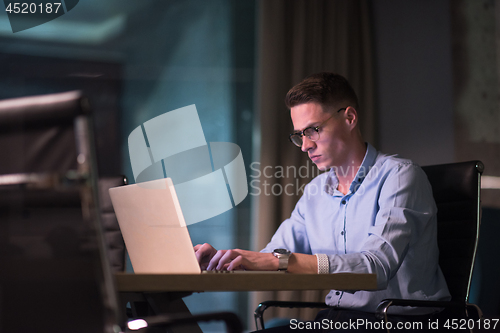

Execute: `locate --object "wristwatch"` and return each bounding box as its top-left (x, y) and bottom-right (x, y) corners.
top-left (272, 248), bottom-right (291, 271)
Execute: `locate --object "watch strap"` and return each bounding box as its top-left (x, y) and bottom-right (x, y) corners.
top-left (273, 249), bottom-right (291, 271)
top-left (277, 257), bottom-right (288, 270)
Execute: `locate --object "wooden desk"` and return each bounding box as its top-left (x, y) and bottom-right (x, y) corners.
top-left (115, 272), bottom-right (377, 292)
top-left (116, 273), bottom-right (377, 332)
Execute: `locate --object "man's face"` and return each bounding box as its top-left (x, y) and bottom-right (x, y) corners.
top-left (290, 102), bottom-right (351, 171)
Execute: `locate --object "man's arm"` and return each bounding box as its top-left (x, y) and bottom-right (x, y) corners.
top-left (194, 182), bottom-right (316, 272)
top-left (201, 186), bottom-right (319, 272)
top-left (194, 243), bottom-right (318, 273)
top-left (194, 243), bottom-right (278, 271)
top-left (286, 253), bottom-right (317, 273)
top-left (203, 249), bottom-right (317, 273)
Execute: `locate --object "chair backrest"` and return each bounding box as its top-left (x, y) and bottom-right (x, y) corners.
top-left (0, 91), bottom-right (120, 332)
top-left (0, 91), bottom-right (88, 175)
top-left (421, 160), bottom-right (483, 304)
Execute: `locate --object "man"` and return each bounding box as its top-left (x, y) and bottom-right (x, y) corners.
top-left (195, 72), bottom-right (450, 330)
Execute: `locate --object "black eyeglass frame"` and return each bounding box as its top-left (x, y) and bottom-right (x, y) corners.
top-left (288, 107), bottom-right (347, 147)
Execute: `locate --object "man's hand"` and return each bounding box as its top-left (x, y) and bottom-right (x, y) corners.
top-left (195, 245), bottom-right (318, 273)
top-left (194, 243), bottom-right (218, 270)
top-left (206, 249), bottom-right (278, 271)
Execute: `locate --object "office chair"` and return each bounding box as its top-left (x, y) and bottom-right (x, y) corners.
top-left (0, 91), bottom-right (120, 332)
top-left (375, 160), bottom-right (484, 326)
top-left (254, 160), bottom-right (484, 330)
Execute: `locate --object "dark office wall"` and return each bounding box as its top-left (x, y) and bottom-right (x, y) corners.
top-left (371, 0), bottom-right (500, 317)
top-left (371, 0), bottom-right (455, 166)
top-left (450, 0), bottom-right (500, 315)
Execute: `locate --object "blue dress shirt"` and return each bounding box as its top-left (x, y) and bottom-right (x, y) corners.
top-left (261, 143), bottom-right (450, 314)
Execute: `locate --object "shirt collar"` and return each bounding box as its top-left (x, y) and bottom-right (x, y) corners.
top-left (324, 143), bottom-right (378, 196)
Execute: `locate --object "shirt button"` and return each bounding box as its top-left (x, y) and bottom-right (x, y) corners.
top-left (336, 291), bottom-right (340, 295)
top-left (341, 200), bottom-right (346, 204)
top-left (340, 231), bottom-right (344, 236)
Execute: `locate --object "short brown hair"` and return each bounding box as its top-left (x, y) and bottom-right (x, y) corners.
top-left (285, 72), bottom-right (359, 111)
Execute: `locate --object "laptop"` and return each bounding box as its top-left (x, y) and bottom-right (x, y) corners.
top-left (109, 178), bottom-right (203, 273)
top-left (109, 178), bottom-right (284, 274)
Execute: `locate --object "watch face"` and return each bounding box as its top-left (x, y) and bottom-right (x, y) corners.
top-left (274, 248), bottom-right (290, 255)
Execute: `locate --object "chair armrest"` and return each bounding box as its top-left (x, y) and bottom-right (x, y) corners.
top-left (129, 311), bottom-right (243, 333)
top-left (254, 301), bottom-right (328, 330)
top-left (375, 299), bottom-right (483, 321)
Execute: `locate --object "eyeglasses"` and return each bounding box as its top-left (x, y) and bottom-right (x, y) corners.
top-left (289, 108), bottom-right (346, 147)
